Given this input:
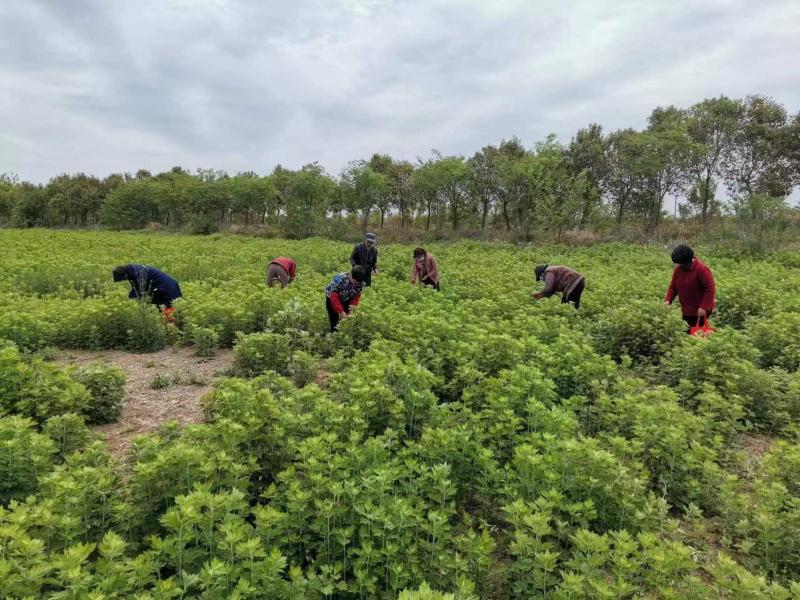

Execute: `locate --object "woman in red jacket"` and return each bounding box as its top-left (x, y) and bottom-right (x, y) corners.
top-left (267, 257), bottom-right (297, 288)
top-left (665, 244), bottom-right (716, 331)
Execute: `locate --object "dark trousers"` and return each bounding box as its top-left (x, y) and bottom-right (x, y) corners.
top-left (326, 297), bottom-right (350, 332)
top-left (267, 263), bottom-right (289, 288)
top-left (562, 279), bottom-right (585, 309)
top-left (421, 277), bottom-right (440, 291)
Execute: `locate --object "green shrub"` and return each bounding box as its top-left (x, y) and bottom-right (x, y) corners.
top-left (234, 332), bottom-right (291, 376)
top-left (43, 413), bottom-right (92, 458)
top-left (748, 312), bottom-right (800, 371)
top-left (0, 345), bottom-right (91, 422)
top-left (287, 350), bottom-right (319, 387)
top-left (71, 364), bottom-right (126, 424)
top-left (191, 325), bottom-right (219, 357)
top-left (0, 415), bottom-right (57, 503)
top-left (125, 301), bottom-right (166, 352)
top-left (150, 373), bottom-right (172, 389)
top-left (593, 300), bottom-right (684, 362)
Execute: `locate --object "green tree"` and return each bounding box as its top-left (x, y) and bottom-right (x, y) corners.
top-left (341, 160), bottom-right (386, 232)
top-left (687, 96), bottom-right (740, 225)
top-left (100, 179), bottom-right (161, 229)
top-left (721, 95), bottom-right (797, 199)
top-left (283, 163), bottom-right (336, 238)
top-left (565, 124), bottom-right (608, 227)
top-left (495, 137), bottom-right (528, 230)
top-left (468, 145), bottom-right (500, 229)
top-left (604, 129), bottom-right (641, 224)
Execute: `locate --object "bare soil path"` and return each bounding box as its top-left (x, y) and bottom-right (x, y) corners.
top-left (60, 347), bottom-right (234, 460)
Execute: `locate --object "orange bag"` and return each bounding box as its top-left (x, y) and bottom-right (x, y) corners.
top-left (689, 317), bottom-right (715, 337)
top-left (163, 307), bottom-right (176, 324)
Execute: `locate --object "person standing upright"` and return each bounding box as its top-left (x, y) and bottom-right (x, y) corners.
top-left (350, 233), bottom-right (378, 287)
top-left (266, 256), bottom-right (297, 288)
top-left (665, 244), bottom-right (716, 331)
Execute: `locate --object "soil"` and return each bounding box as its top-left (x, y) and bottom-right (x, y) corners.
top-left (60, 347), bottom-right (234, 461)
top-left (314, 360), bottom-right (332, 389)
top-left (738, 433), bottom-right (775, 463)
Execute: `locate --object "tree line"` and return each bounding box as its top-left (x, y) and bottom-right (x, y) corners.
top-left (1, 94), bottom-right (798, 239)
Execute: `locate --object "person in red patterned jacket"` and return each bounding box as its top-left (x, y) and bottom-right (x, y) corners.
top-left (410, 247), bottom-right (440, 290)
top-left (266, 257), bottom-right (297, 288)
top-left (532, 264), bottom-right (586, 309)
top-left (664, 244), bottom-right (716, 331)
top-left (325, 266), bottom-right (367, 332)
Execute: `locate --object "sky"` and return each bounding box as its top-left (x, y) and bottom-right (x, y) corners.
top-left (1, 0), bottom-right (799, 184)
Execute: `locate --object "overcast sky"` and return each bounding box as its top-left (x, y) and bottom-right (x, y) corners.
top-left (1, 0), bottom-right (799, 184)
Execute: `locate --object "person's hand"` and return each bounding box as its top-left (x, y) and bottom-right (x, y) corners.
top-left (339, 312), bottom-right (347, 319)
top-left (697, 307), bottom-right (707, 320)
top-left (531, 292), bottom-right (541, 300)
top-left (664, 300), bottom-right (671, 307)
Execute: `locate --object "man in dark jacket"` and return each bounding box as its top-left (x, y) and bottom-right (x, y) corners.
top-left (113, 264), bottom-right (182, 309)
top-left (665, 244), bottom-right (716, 331)
top-left (350, 233), bottom-right (378, 286)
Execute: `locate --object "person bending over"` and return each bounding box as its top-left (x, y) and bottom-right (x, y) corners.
top-left (325, 266), bottom-right (366, 332)
top-left (267, 256), bottom-right (297, 288)
top-left (410, 247), bottom-right (440, 290)
top-left (113, 264), bottom-right (182, 310)
top-left (532, 264), bottom-right (585, 309)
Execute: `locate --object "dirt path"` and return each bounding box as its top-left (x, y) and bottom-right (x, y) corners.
top-left (60, 347), bottom-right (234, 461)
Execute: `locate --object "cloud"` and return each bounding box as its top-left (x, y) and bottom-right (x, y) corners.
top-left (1, 0), bottom-right (798, 183)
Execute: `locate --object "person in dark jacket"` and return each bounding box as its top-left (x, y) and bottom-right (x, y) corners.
top-left (350, 233), bottom-right (378, 286)
top-left (532, 264), bottom-right (585, 309)
top-left (325, 266), bottom-right (366, 332)
top-left (113, 264), bottom-right (182, 309)
top-left (266, 256), bottom-right (297, 288)
top-left (665, 244), bottom-right (716, 331)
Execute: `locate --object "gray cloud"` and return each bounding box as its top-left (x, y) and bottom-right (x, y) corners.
top-left (1, 0), bottom-right (798, 183)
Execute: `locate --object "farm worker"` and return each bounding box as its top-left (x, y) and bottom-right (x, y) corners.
top-left (410, 247), bottom-right (440, 290)
top-left (112, 264), bottom-right (182, 309)
top-left (664, 244), bottom-right (716, 331)
top-left (325, 266), bottom-right (366, 332)
top-left (350, 232), bottom-right (378, 287)
top-left (532, 264), bottom-right (585, 309)
top-left (266, 256), bottom-right (297, 288)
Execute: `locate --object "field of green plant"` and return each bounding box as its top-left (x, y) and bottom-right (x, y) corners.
top-left (2, 229), bottom-right (800, 599)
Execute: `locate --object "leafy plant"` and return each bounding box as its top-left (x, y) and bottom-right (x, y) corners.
top-left (71, 363), bottom-right (126, 423)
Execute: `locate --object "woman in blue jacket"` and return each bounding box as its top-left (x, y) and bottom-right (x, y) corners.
top-left (113, 264), bottom-right (182, 309)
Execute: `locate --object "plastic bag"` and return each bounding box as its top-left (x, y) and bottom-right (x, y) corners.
top-left (689, 317), bottom-right (715, 337)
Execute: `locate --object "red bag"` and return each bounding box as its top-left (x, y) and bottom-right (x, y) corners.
top-left (163, 307), bottom-right (177, 324)
top-left (689, 317), bottom-right (715, 337)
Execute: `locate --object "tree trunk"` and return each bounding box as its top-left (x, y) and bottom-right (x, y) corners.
top-left (501, 199), bottom-right (511, 231)
top-left (481, 202), bottom-right (489, 229)
top-left (380, 210), bottom-right (385, 229)
top-left (616, 195), bottom-right (626, 224)
top-left (701, 172), bottom-right (711, 226)
top-left (425, 202), bottom-right (432, 230)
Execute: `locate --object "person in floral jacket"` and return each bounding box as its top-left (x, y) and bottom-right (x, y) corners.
top-left (410, 247), bottom-right (440, 290)
top-left (325, 266), bottom-right (367, 332)
top-left (532, 264), bottom-right (585, 309)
